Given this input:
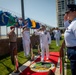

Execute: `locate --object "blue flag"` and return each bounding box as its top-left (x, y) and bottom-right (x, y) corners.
top-left (0, 11), bottom-right (10, 26)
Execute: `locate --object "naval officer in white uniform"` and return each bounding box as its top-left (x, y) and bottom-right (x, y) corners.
top-left (34, 25), bottom-right (51, 61)
top-left (22, 23), bottom-right (30, 57)
top-left (54, 27), bottom-right (61, 46)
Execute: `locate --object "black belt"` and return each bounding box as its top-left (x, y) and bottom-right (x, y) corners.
top-left (67, 46), bottom-right (76, 49)
top-left (10, 42), bottom-right (17, 43)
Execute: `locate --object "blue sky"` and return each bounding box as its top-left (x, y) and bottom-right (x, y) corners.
top-left (0, 0), bottom-right (57, 27)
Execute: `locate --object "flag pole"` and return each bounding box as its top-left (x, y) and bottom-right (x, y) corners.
top-left (21, 0), bottom-right (25, 20)
top-left (20, 0), bottom-right (25, 36)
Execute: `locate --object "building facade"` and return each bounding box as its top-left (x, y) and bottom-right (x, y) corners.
top-left (56, 0), bottom-right (75, 27)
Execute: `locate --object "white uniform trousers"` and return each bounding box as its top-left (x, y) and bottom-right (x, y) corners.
top-left (40, 43), bottom-right (49, 61)
top-left (23, 40), bottom-right (30, 56)
top-left (55, 37), bottom-right (60, 46)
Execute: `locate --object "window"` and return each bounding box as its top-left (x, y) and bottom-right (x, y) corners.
top-left (61, 1), bottom-right (64, 9)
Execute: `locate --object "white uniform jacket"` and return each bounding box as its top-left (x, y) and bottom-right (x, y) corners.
top-left (35, 30), bottom-right (51, 45)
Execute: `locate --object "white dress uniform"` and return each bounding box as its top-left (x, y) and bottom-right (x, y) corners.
top-left (47, 31), bottom-right (51, 44)
top-left (54, 30), bottom-right (61, 46)
top-left (35, 30), bottom-right (51, 61)
top-left (22, 30), bottom-right (30, 56)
